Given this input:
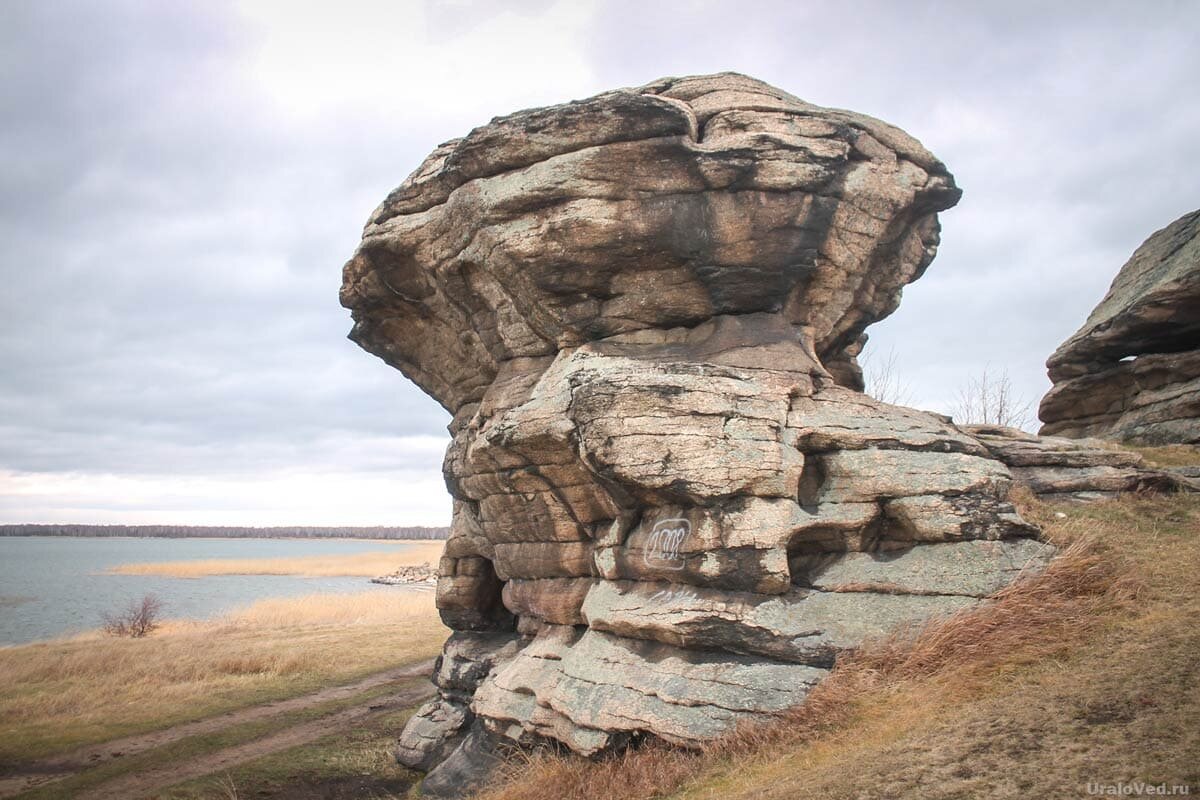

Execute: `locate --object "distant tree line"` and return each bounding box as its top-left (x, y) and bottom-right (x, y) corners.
top-left (0, 524), bottom-right (450, 539)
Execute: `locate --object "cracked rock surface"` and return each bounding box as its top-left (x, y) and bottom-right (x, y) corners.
top-left (340, 73), bottom-right (1054, 797)
top-left (1039, 209), bottom-right (1200, 444)
top-left (965, 424), bottom-right (1195, 501)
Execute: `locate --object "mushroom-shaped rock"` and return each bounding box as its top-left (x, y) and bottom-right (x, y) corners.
top-left (340, 72), bottom-right (962, 406)
top-left (341, 73), bottom-right (1047, 797)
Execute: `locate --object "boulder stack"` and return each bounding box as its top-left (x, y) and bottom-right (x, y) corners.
top-left (341, 73), bottom-right (1054, 797)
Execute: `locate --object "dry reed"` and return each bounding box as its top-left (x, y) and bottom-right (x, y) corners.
top-left (107, 541), bottom-right (444, 578)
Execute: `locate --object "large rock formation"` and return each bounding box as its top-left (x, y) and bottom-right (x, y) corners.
top-left (1040, 209), bottom-right (1200, 444)
top-left (341, 73), bottom-right (1053, 797)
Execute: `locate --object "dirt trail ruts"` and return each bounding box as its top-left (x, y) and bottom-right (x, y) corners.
top-left (0, 658), bottom-right (434, 799)
top-left (74, 681), bottom-right (435, 800)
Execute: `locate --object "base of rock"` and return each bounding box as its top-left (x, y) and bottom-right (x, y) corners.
top-left (419, 723), bottom-right (508, 800)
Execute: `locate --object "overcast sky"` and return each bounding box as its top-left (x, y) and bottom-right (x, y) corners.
top-left (1, 0), bottom-right (1197, 525)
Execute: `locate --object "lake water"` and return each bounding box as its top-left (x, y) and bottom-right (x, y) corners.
top-left (0, 537), bottom-right (429, 645)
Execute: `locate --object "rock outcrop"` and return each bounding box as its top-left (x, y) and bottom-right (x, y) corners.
top-left (341, 73), bottom-right (1053, 797)
top-left (963, 425), bottom-right (1193, 501)
top-left (1039, 209), bottom-right (1200, 444)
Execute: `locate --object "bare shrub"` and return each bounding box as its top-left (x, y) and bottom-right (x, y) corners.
top-left (101, 593), bottom-right (164, 638)
top-left (954, 365), bottom-right (1033, 429)
top-left (861, 346), bottom-right (911, 405)
top-left (211, 773), bottom-right (240, 800)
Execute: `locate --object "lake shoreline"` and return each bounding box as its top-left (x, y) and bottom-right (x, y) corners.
top-left (0, 537), bottom-right (442, 645)
top-left (0, 524), bottom-right (449, 540)
top-left (0, 588), bottom-right (447, 781)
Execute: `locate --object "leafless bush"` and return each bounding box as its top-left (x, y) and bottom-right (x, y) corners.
top-left (211, 773), bottom-right (240, 800)
top-left (861, 346), bottom-right (911, 406)
top-left (954, 365), bottom-right (1033, 429)
top-left (101, 593), bottom-right (164, 638)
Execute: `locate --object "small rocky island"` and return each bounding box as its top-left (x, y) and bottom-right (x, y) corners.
top-left (340, 73), bottom-right (1194, 797)
top-left (371, 563), bottom-right (437, 585)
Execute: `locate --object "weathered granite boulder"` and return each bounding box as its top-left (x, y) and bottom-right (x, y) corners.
top-left (1040, 209), bottom-right (1200, 444)
top-left (1167, 466), bottom-right (1200, 491)
top-left (340, 73), bottom-right (1051, 797)
top-left (963, 424), bottom-right (1193, 501)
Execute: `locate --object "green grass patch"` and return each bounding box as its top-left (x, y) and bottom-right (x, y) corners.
top-left (156, 708), bottom-right (423, 800)
top-left (12, 680), bottom-right (424, 800)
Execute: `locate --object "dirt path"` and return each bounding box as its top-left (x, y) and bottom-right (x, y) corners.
top-left (0, 658), bottom-right (435, 799)
top-left (75, 680), bottom-right (435, 800)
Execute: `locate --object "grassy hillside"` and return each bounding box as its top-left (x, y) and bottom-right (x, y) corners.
top-left (478, 491), bottom-right (1200, 800)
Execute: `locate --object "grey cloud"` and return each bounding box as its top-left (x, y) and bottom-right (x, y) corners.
top-left (0, 1), bottom-right (455, 489)
top-left (581, 0), bottom-right (1199, 411)
top-left (2, 0), bottom-right (1198, 522)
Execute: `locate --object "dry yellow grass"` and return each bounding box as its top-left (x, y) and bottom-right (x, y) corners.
top-left (1127, 443), bottom-right (1200, 468)
top-left (0, 590), bottom-right (447, 762)
top-left (107, 540), bottom-right (444, 578)
top-left (478, 493), bottom-right (1200, 800)
top-left (681, 494), bottom-right (1200, 800)
top-left (212, 588), bottom-right (436, 628)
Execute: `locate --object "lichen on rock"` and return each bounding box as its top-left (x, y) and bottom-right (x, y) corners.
top-left (340, 72), bottom-right (1054, 798)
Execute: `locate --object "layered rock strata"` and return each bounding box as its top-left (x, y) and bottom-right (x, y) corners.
top-left (1040, 209), bottom-right (1200, 444)
top-left (963, 425), bottom-right (1193, 501)
top-left (340, 73), bottom-right (1052, 797)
